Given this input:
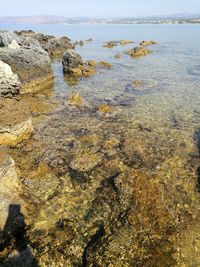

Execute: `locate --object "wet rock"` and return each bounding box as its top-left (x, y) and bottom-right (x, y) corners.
top-left (97, 104), bottom-right (112, 114)
top-left (69, 65), bottom-right (96, 77)
top-left (0, 60), bottom-right (21, 98)
top-left (0, 31), bottom-right (53, 94)
top-left (74, 40), bottom-right (84, 46)
top-left (62, 49), bottom-right (83, 73)
top-left (114, 53), bottom-right (121, 59)
top-left (103, 40), bottom-right (132, 48)
top-left (127, 46), bottom-right (151, 57)
top-left (119, 40), bottom-right (133, 45)
top-left (63, 51), bottom-right (96, 77)
top-left (62, 51), bottom-right (113, 77)
top-left (87, 60), bottom-right (97, 67)
top-left (103, 41), bottom-right (118, 48)
top-left (0, 99), bottom-right (33, 146)
top-left (68, 92), bottom-right (85, 107)
top-left (98, 61), bottom-right (113, 68)
top-left (132, 80), bottom-right (144, 87)
top-left (85, 38), bottom-right (93, 42)
top-left (140, 40), bottom-right (157, 46)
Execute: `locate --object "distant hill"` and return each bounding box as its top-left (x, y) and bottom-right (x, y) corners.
top-left (0, 15), bottom-right (67, 24)
top-left (0, 14), bottom-right (200, 24)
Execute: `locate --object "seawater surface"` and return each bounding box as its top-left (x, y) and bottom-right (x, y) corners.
top-left (1, 23), bottom-right (200, 266)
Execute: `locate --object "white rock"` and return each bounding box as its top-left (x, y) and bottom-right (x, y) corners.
top-left (8, 40), bottom-right (20, 50)
top-left (0, 60), bottom-right (20, 97)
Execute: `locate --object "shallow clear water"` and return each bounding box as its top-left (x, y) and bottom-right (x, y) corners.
top-left (2, 23), bottom-right (199, 132)
top-left (1, 23), bottom-right (200, 266)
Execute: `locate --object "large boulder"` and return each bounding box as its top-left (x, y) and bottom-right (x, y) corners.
top-left (16, 30), bottom-right (73, 58)
top-left (62, 50), bottom-right (96, 77)
top-left (62, 49), bottom-right (83, 74)
top-left (0, 31), bottom-right (53, 94)
top-left (0, 60), bottom-right (20, 98)
top-left (0, 31), bottom-right (18, 47)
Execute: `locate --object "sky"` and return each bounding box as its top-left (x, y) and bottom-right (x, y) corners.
top-left (0, 0), bottom-right (200, 17)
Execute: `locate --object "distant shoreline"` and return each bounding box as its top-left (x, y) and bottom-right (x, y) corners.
top-left (0, 15), bottom-right (200, 25)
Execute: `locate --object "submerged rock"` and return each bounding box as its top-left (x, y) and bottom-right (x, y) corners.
top-left (114, 53), bottom-right (121, 59)
top-left (70, 151), bottom-right (103, 172)
top-left (119, 40), bottom-right (133, 45)
top-left (74, 40), bottom-right (84, 46)
top-left (69, 65), bottom-right (96, 77)
top-left (97, 104), bottom-right (112, 113)
top-left (85, 38), bottom-right (93, 42)
top-left (127, 46), bottom-right (151, 57)
top-left (131, 80), bottom-right (144, 87)
top-left (103, 40), bottom-right (133, 48)
top-left (0, 60), bottom-right (20, 98)
top-left (103, 41), bottom-right (118, 48)
top-left (68, 92), bottom-right (85, 107)
top-left (140, 40), bottom-right (157, 46)
top-left (98, 61), bottom-right (113, 68)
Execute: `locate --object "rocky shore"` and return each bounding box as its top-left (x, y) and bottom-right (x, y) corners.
top-left (1, 30), bottom-right (200, 267)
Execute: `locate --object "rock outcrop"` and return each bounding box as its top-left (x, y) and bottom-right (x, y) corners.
top-left (62, 49), bottom-right (83, 73)
top-left (0, 31), bottom-right (53, 94)
top-left (62, 51), bottom-right (113, 78)
top-left (62, 50), bottom-right (96, 77)
top-left (15, 30), bottom-right (73, 58)
top-left (0, 60), bottom-right (20, 98)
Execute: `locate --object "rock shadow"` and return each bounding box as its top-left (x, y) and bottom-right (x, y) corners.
top-left (0, 204), bottom-right (38, 267)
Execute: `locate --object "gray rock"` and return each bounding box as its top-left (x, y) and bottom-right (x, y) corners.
top-left (0, 31), bottom-right (52, 91)
top-left (16, 30), bottom-right (73, 58)
top-left (0, 60), bottom-right (20, 97)
top-left (0, 31), bottom-right (19, 47)
top-left (62, 49), bottom-right (83, 73)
